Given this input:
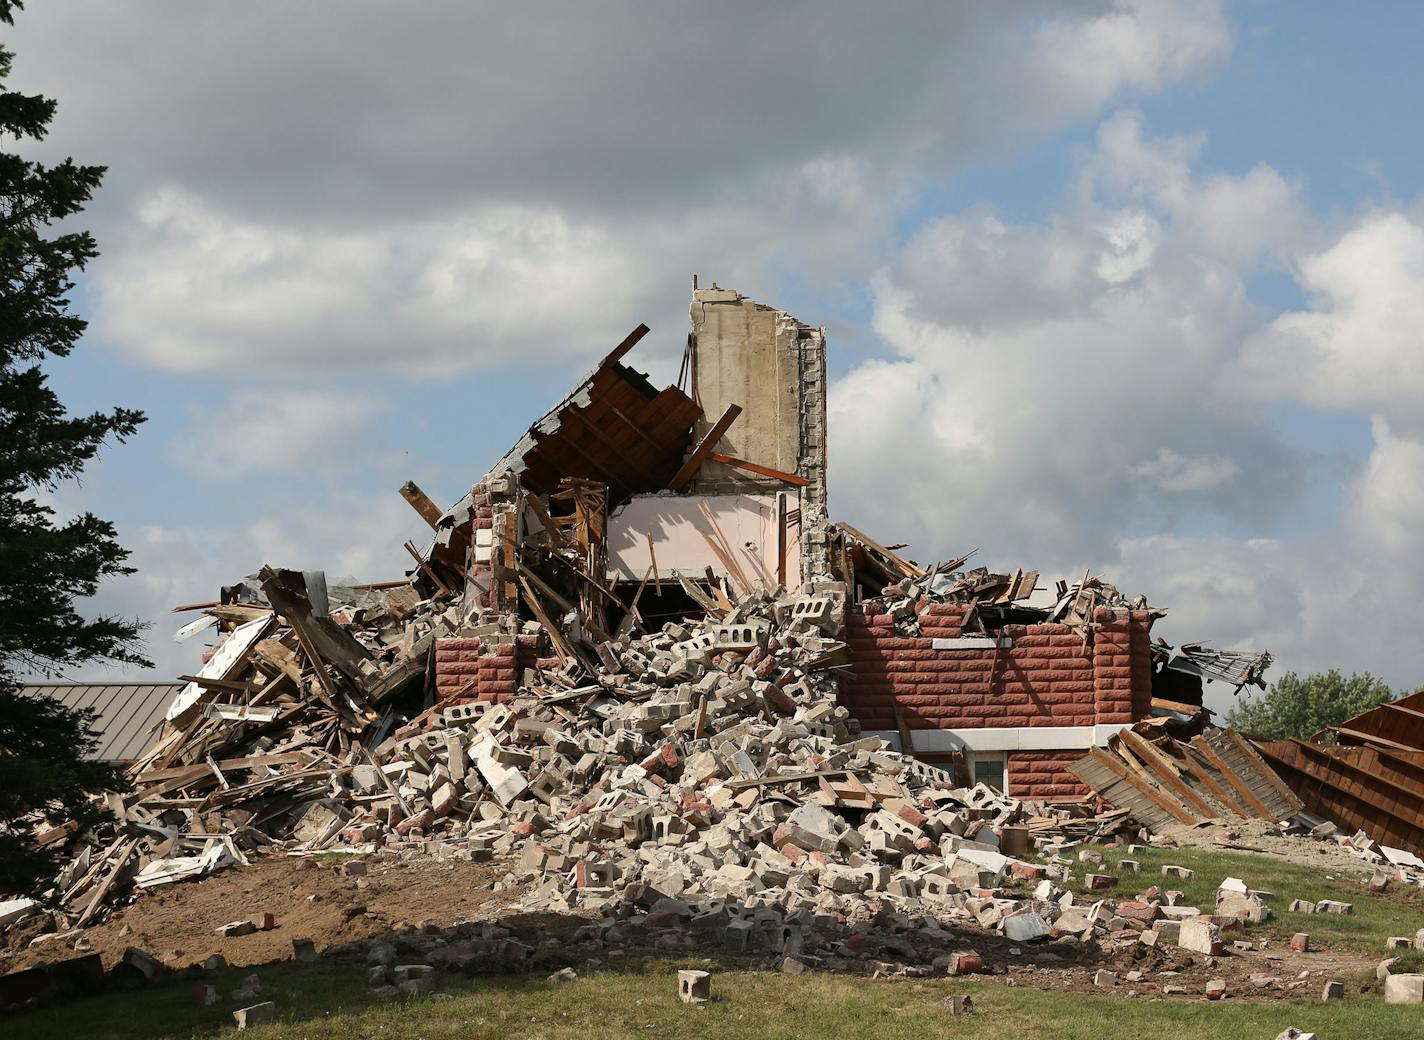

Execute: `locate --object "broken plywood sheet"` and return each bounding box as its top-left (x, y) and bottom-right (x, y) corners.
top-left (165, 613), bottom-right (274, 726)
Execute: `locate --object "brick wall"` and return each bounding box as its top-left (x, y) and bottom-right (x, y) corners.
top-left (840, 602), bottom-right (1154, 800)
top-left (841, 603), bottom-right (1153, 730)
top-left (1008, 750), bottom-right (1091, 800)
top-left (433, 634), bottom-right (541, 704)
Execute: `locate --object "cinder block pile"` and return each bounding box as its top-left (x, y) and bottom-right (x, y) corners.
top-left (315, 586), bottom-right (1146, 960)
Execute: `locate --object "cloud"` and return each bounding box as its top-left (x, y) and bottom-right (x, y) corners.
top-left (172, 387), bottom-right (393, 477)
top-left (1239, 209), bottom-right (1424, 431)
top-left (1351, 418), bottom-right (1424, 556)
top-left (1129, 448), bottom-right (1240, 493)
top-left (830, 115), bottom-right (1305, 570)
top-left (96, 189), bottom-right (652, 375)
top-left (8, 2), bottom-right (1231, 374)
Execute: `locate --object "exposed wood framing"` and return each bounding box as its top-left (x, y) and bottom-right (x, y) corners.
top-left (669, 404), bottom-right (742, 491)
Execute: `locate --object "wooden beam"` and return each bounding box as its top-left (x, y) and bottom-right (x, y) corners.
top-left (597, 323), bottom-right (650, 372)
top-left (1189, 735), bottom-right (1274, 819)
top-left (835, 522), bottom-right (927, 580)
top-left (398, 480), bottom-right (443, 529)
top-left (1091, 747), bottom-right (1200, 826)
top-left (1120, 730), bottom-right (1218, 819)
top-left (517, 574), bottom-right (578, 667)
top-left (1335, 725), bottom-right (1418, 752)
top-left (706, 451), bottom-right (810, 487)
top-left (176, 674), bottom-right (254, 694)
top-left (669, 404), bottom-right (742, 491)
top-left (403, 541), bottom-right (452, 598)
top-left (1382, 700), bottom-right (1424, 724)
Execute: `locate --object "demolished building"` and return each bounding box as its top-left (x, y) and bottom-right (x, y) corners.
top-left (399, 287), bottom-right (1265, 801)
top-left (11, 286), bottom-right (1291, 935)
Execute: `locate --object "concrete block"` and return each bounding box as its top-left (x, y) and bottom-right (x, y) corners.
top-left (1384, 973), bottom-right (1424, 1004)
top-left (1320, 980), bottom-right (1344, 1001)
top-left (234, 1002), bottom-right (277, 1029)
top-left (1178, 919), bottom-right (1222, 956)
top-left (678, 969), bottom-right (711, 1003)
top-left (1002, 912), bottom-right (1050, 943)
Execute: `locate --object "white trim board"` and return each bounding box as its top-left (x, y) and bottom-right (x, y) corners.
top-left (930, 636), bottom-right (1011, 650)
top-left (866, 724), bottom-right (1127, 753)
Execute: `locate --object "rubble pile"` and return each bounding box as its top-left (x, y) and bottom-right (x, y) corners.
top-left (22, 574), bottom-right (1145, 944)
top-left (8, 290), bottom-right (1322, 976)
top-left (27, 565), bottom-right (472, 928)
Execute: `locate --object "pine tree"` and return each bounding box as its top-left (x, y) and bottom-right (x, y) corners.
top-left (0, 0), bottom-right (149, 898)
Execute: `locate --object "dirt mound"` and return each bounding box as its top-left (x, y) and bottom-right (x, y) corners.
top-left (2, 854), bottom-right (536, 974)
top-left (1156, 821), bottom-right (1377, 874)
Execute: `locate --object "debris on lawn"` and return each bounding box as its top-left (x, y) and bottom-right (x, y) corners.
top-left (677, 968), bottom-right (711, 1004)
top-left (7, 284), bottom-right (1423, 1012)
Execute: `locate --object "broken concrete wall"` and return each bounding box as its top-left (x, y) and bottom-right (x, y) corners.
top-left (605, 492), bottom-right (802, 586)
top-left (689, 288), bottom-right (829, 585)
top-left (839, 602), bottom-right (1155, 799)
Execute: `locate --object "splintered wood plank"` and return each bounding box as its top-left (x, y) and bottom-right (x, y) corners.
top-left (597, 323), bottom-right (650, 371)
top-left (893, 701), bottom-right (915, 756)
top-left (669, 404), bottom-right (743, 490)
top-left (398, 480), bottom-right (443, 529)
top-left (1120, 729), bottom-right (1218, 820)
top-left (706, 451), bottom-right (810, 487)
top-left (1190, 735), bottom-right (1274, 819)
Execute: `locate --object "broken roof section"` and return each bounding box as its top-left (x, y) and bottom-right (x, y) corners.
top-left (1155, 642), bottom-right (1274, 693)
top-left (482, 323), bottom-right (703, 504)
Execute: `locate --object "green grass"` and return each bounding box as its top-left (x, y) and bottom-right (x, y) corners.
top-left (1053, 840), bottom-right (1424, 955)
top-left (13, 841), bottom-right (1424, 1039)
top-left (12, 960), bottom-right (1424, 1040)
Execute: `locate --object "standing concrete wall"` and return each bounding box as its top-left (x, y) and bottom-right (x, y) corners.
top-left (689, 287), bottom-right (829, 585)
